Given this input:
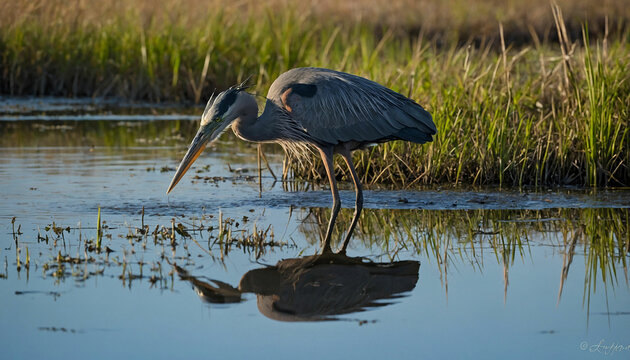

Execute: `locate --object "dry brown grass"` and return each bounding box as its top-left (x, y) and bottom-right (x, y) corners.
top-left (1, 0), bottom-right (627, 42)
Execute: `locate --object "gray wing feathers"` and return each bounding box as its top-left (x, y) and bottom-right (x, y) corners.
top-left (270, 68), bottom-right (436, 145)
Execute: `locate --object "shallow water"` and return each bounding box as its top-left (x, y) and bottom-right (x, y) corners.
top-left (1, 98), bottom-right (629, 359)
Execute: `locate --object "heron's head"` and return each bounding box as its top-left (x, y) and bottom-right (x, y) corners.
top-left (167, 84), bottom-right (256, 194)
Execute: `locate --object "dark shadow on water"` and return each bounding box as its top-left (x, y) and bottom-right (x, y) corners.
top-left (175, 253), bottom-right (419, 322)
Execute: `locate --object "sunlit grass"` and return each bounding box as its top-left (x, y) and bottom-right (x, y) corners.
top-left (290, 26), bottom-right (630, 187)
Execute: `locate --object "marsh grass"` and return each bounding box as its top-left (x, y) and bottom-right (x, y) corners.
top-left (291, 20), bottom-right (630, 187)
top-left (0, 0), bottom-right (628, 186)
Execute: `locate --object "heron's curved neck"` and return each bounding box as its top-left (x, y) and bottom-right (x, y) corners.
top-left (232, 100), bottom-right (281, 143)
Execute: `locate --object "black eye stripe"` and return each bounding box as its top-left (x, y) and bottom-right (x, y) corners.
top-left (218, 90), bottom-right (238, 116)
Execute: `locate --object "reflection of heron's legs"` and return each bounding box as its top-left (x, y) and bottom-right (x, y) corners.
top-left (318, 146), bottom-right (340, 253)
top-left (338, 149), bottom-right (362, 254)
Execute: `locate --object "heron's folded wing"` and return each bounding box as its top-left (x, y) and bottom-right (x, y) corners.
top-left (270, 67), bottom-right (436, 145)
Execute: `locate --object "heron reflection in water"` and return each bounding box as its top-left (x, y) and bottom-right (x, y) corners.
top-left (167, 68), bottom-right (436, 253)
top-left (175, 253), bottom-right (419, 322)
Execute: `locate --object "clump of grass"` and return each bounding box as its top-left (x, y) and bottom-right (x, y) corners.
top-left (11, 217), bottom-right (21, 246)
top-left (25, 246), bottom-right (30, 270)
top-left (96, 206), bottom-right (102, 251)
top-left (16, 247), bottom-right (21, 272)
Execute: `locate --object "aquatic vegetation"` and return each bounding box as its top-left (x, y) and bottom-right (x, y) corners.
top-left (22, 206), bottom-right (290, 288)
top-left (96, 206), bottom-right (102, 251)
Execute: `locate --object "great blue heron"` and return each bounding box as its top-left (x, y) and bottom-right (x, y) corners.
top-left (166, 67), bottom-right (436, 253)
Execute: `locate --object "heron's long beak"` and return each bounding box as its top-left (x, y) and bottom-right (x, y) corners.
top-left (167, 120), bottom-right (225, 194)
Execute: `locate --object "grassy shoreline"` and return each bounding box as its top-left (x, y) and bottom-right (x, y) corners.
top-left (1, 0), bottom-right (628, 187)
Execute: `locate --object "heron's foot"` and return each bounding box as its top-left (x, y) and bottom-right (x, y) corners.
top-left (336, 233), bottom-right (352, 255)
top-left (320, 240), bottom-right (333, 254)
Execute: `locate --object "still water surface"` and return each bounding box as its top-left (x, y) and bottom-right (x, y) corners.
top-left (1, 98), bottom-right (629, 359)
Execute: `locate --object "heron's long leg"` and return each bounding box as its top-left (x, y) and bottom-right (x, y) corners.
top-left (318, 146), bottom-right (340, 254)
top-left (338, 149), bottom-right (363, 254)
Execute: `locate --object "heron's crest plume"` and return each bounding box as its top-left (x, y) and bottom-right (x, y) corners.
top-left (232, 75), bottom-right (253, 92)
top-left (201, 76), bottom-right (252, 121)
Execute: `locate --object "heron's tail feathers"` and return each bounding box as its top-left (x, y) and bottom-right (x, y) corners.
top-left (399, 102), bottom-right (437, 135)
top-left (394, 127), bottom-right (434, 144)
